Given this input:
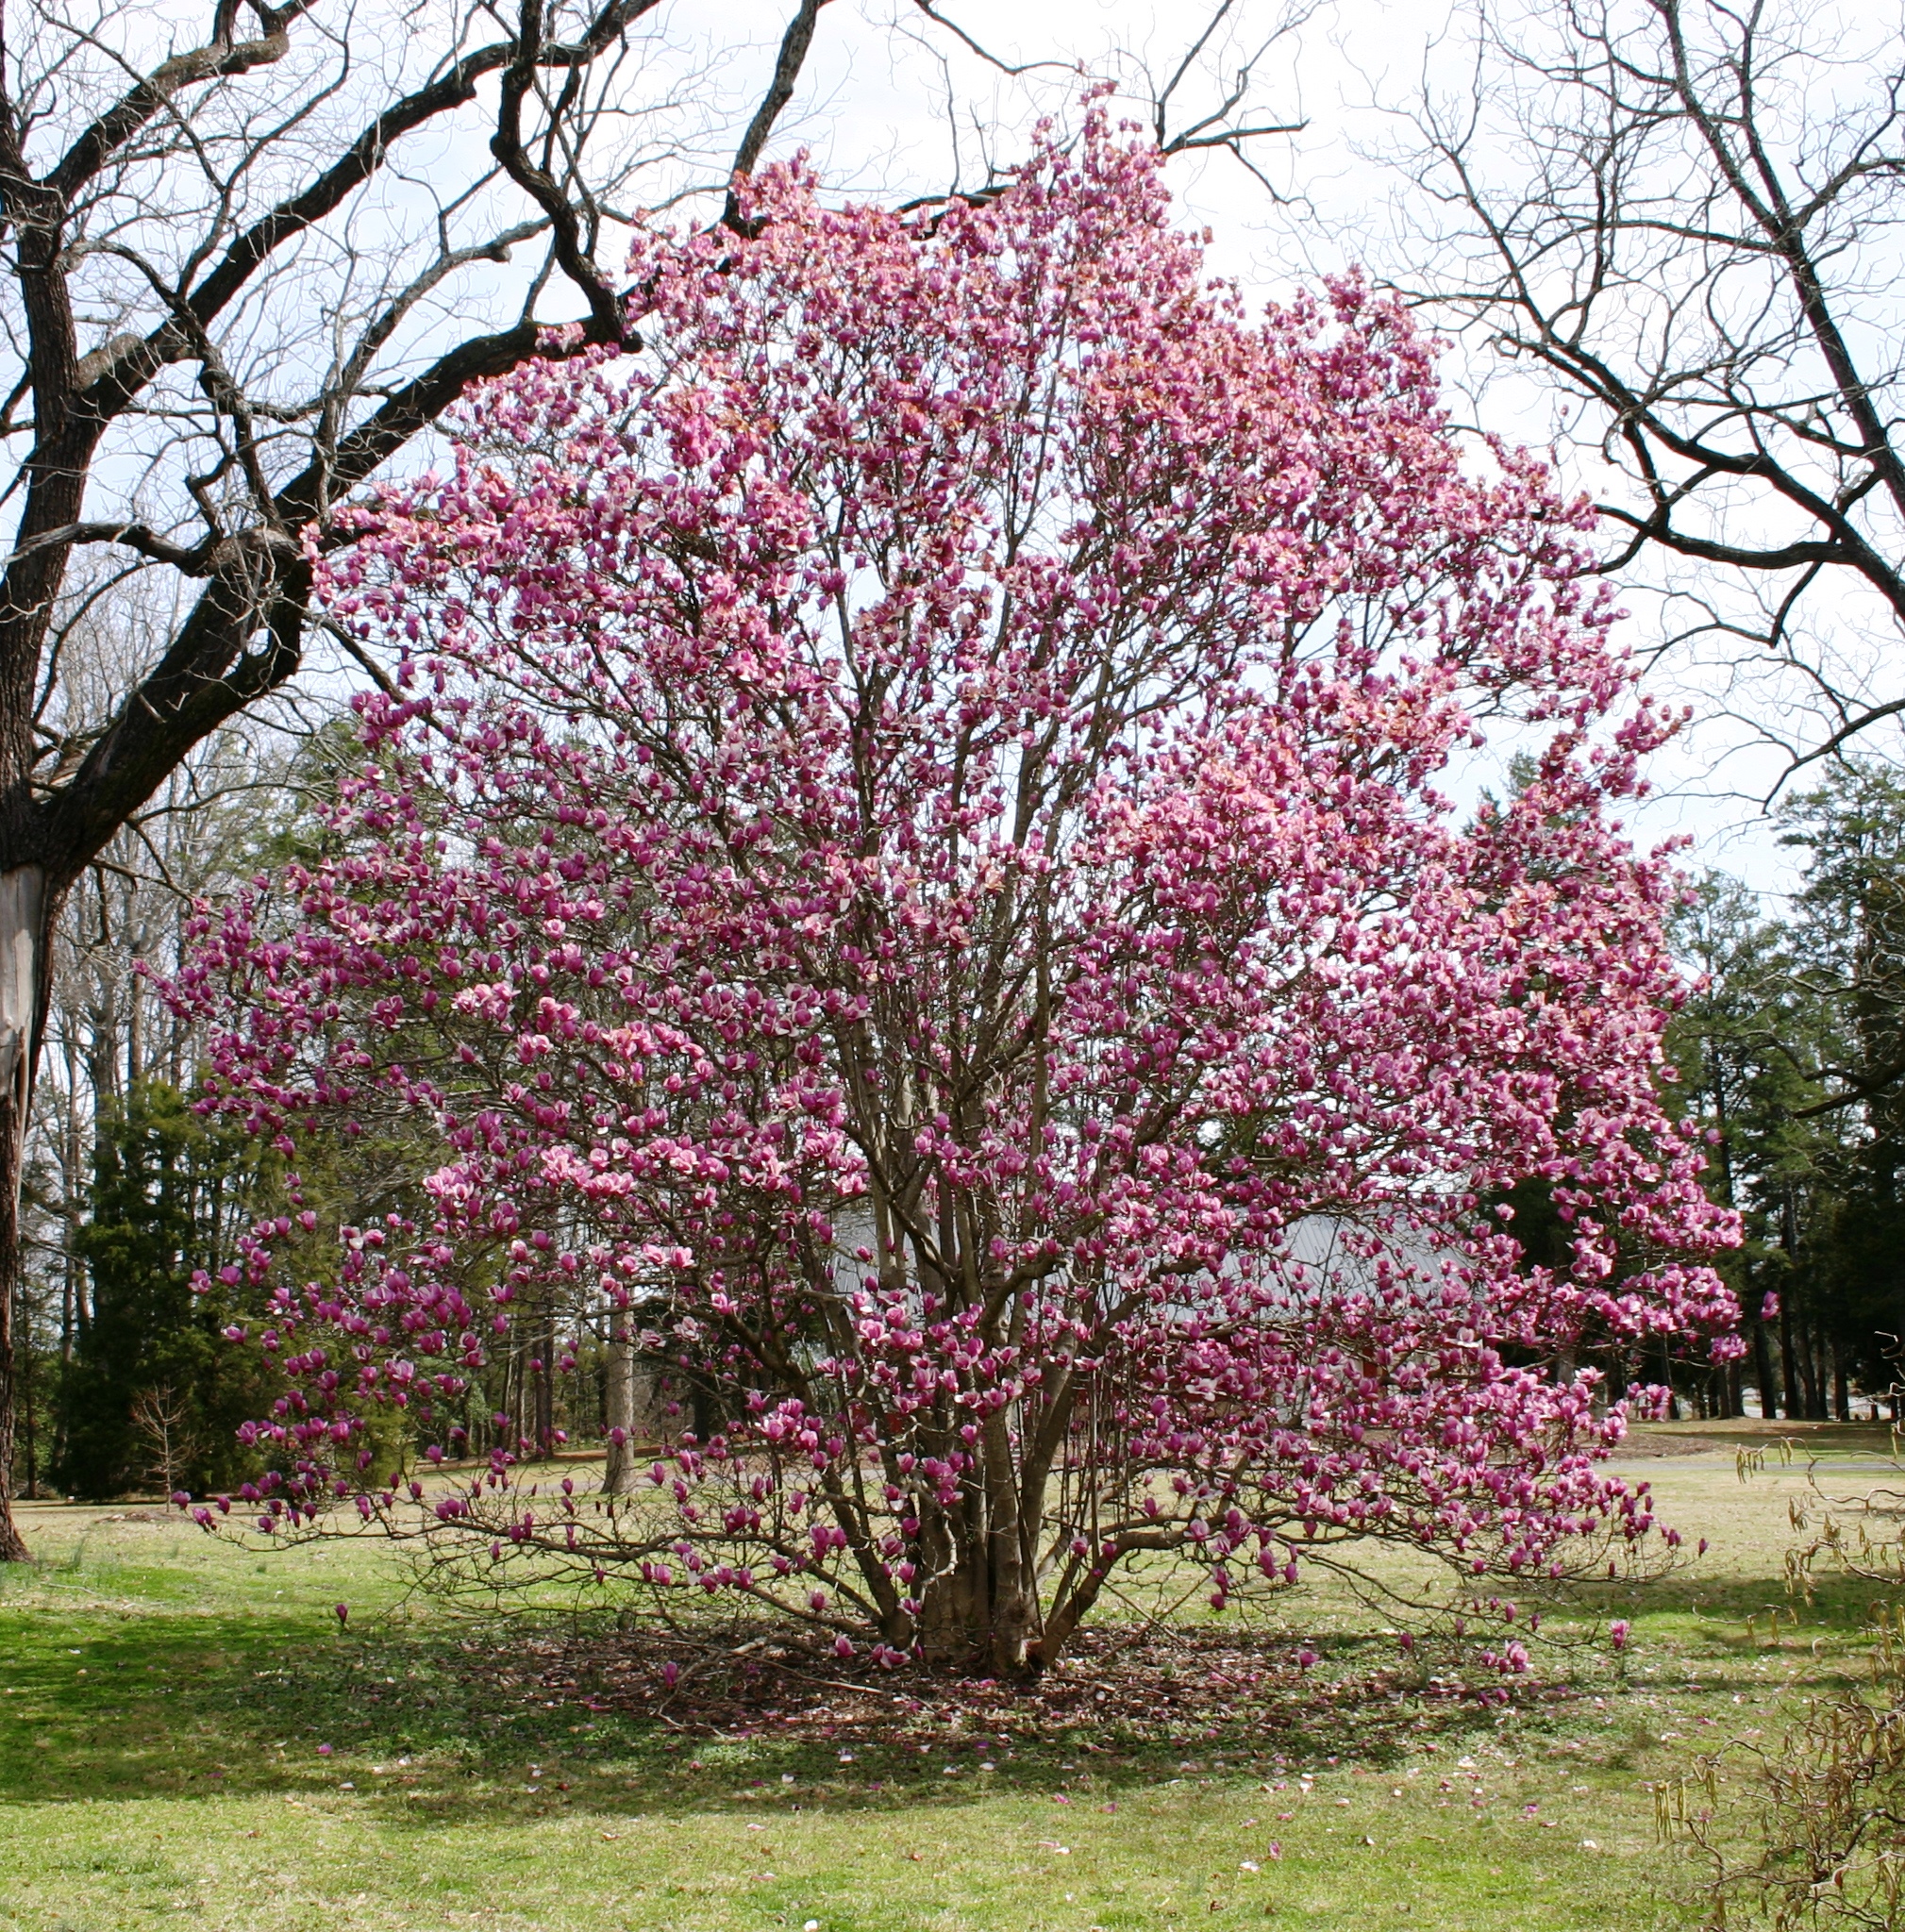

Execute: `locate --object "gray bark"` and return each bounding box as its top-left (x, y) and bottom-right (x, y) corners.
top-left (602, 1323), bottom-right (638, 1494)
top-left (0, 865), bottom-right (45, 1557)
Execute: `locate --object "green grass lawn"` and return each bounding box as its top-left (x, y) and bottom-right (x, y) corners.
top-left (0, 1430), bottom-right (1892, 1931)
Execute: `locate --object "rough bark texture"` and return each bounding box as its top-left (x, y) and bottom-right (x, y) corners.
top-left (0, 867), bottom-right (46, 1559)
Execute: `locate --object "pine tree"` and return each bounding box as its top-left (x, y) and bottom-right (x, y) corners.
top-left (58, 1082), bottom-right (275, 1499)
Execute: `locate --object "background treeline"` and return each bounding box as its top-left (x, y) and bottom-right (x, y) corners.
top-left (1663, 761), bottom-right (1905, 1422)
top-left (12, 689), bottom-right (1903, 1495)
top-left (11, 720), bottom-right (279, 1503)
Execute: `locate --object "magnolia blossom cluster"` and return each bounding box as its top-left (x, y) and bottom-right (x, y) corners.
top-left (171, 118), bottom-right (1738, 1674)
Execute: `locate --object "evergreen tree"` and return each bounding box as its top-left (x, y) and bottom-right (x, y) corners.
top-left (1666, 874), bottom-right (1836, 1416)
top-left (1666, 765), bottom-right (1905, 1421)
top-left (1780, 763), bottom-right (1905, 1412)
top-left (58, 1082), bottom-right (276, 1499)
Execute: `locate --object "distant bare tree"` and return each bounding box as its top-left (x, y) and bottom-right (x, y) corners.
top-left (129, 1383), bottom-right (201, 1497)
top-left (0, 0), bottom-right (1304, 1559)
top-left (1386, 0), bottom-right (1905, 783)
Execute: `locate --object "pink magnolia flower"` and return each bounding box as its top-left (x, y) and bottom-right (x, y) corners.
top-left (170, 110), bottom-right (1737, 1677)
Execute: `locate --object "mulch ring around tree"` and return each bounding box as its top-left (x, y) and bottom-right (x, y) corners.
top-left (449, 1619), bottom-right (1571, 1754)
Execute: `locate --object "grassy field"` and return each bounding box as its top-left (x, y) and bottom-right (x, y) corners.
top-left (0, 1426), bottom-right (1896, 1932)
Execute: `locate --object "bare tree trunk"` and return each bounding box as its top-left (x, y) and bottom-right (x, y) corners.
top-left (1753, 1294), bottom-right (1780, 1419)
top-left (1779, 1307), bottom-right (1800, 1419)
top-left (602, 1321), bottom-right (637, 1494)
top-left (1809, 1356), bottom-right (1824, 1420)
top-left (15, 1292), bottom-right (32, 1500)
top-left (981, 1409), bottom-right (1036, 1675)
top-left (534, 1307), bottom-right (555, 1457)
top-left (53, 1028), bottom-right (79, 1478)
top-left (1779, 1276), bottom-right (1803, 1422)
top-left (0, 865), bottom-right (46, 1560)
top-left (916, 1495), bottom-right (976, 1661)
top-left (125, 971), bottom-right (142, 1092)
top-left (1796, 1319), bottom-right (1824, 1421)
top-left (911, 1424), bottom-right (1046, 1675)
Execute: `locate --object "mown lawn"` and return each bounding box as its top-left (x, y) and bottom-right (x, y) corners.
top-left (0, 1428), bottom-right (1893, 1931)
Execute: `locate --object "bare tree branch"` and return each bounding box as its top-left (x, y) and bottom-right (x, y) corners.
top-left (725, 0), bottom-right (829, 229)
top-left (1380, 0), bottom-right (1905, 779)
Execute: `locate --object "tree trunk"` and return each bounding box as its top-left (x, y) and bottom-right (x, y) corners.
top-left (1752, 1294), bottom-right (1780, 1419)
top-left (0, 865), bottom-right (47, 1561)
top-left (1780, 1292), bottom-right (1802, 1422)
top-left (1658, 1337), bottom-right (1680, 1418)
top-left (910, 1424), bottom-right (1046, 1676)
top-left (1796, 1322), bottom-right (1824, 1420)
top-left (16, 1307), bottom-right (33, 1499)
top-left (53, 1030), bottom-right (80, 1478)
top-left (534, 1307), bottom-right (555, 1457)
top-left (918, 1556), bottom-right (981, 1662)
top-left (602, 1322), bottom-right (638, 1494)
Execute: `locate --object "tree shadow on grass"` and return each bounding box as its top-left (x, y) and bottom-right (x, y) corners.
top-left (2, 1605), bottom-right (1573, 1825)
top-left (8, 1530), bottom-right (1880, 1833)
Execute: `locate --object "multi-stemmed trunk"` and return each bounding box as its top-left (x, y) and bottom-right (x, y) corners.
top-left (899, 1373), bottom-right (1124, 1678)
top-left (915, 1420), bottom-right (1041, 1674)
top-left (908, 1444), bottom-right (1131, 1678)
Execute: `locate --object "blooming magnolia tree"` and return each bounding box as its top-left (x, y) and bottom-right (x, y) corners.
top-left (174, 121), bottom-right (1739, 1676)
